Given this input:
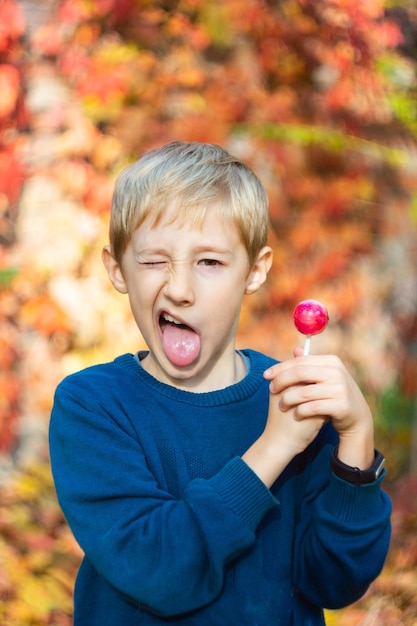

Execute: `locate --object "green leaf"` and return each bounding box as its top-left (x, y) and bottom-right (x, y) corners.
top-left (237, 122), bottom-right (408, 166)
top-left (0, 267), bottom-right (18, 288)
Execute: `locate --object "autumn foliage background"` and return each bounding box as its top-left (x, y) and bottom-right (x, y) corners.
top-left (1, 0), bottom-right (417, 623)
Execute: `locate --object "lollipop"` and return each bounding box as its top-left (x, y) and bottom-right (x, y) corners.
top-left (293, 299), bottom-right (329, 355)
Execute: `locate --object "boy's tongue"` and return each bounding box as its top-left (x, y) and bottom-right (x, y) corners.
top-left (162, 321), bottom-right (201, 367)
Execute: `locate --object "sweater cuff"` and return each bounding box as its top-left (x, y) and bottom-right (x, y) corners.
top-left (322, 470), bottom-right (388, 523)
top-left (208, 456), bottom-right (278, 531)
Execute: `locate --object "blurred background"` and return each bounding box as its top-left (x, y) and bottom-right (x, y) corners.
top-left (0, 0), bottom-right (417, 623)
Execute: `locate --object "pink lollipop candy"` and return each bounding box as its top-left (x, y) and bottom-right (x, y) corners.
top-left (293, 299), bottom-right (329, 355)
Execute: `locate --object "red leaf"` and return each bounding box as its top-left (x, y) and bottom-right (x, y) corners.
top-left (0, 144), bottom-right (25, 207)
top-left (0, 0), bottom-right (26, 53)
top-left (30, 24), bottom-right (64, 58)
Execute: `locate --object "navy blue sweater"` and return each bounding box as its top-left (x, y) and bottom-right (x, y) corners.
top-left (49, 349), bottom-right (391, 625)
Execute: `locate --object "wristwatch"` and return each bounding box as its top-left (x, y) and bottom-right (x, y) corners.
top-left (331, 448), bottom-right (385, 485)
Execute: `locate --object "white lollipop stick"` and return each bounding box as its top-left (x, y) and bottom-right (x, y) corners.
top-left (303, 335), bottom-right (311, 356)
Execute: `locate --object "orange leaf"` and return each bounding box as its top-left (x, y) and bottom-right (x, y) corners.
top-left (0, 65), bottom-right (20, 119)
top-left (19, 294), bottom-right (72, 337)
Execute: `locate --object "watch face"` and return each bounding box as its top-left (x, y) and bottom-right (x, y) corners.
top-left (374, 455), bottom-right (385, 480)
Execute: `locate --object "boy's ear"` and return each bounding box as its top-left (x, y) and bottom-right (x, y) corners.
top-left (245, 246), bottom-right (273, 295)
top-left (102, 245), bottom-right (128, 294)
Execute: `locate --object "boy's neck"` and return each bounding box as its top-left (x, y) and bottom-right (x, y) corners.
top-left (140, 349), bottom-right (247, 393)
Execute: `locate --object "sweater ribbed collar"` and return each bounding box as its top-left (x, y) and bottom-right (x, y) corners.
top-left (113, 349), bottom-right (275, 407)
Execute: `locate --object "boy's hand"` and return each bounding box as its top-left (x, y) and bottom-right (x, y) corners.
top-left (263, 346), bottom-right (375, 471)
top-left (243, 347), bottom-right (375, 487)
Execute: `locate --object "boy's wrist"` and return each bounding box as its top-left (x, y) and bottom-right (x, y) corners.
top-left (336, 422), bottom-right (375, 470)
top-left (242, 437), bottom-right (294, 488)
top-left (331, 447), bottom-right (385, 485)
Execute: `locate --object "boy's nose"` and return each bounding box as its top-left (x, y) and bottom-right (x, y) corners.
top-left (163, 266), bottom-right (195, 305)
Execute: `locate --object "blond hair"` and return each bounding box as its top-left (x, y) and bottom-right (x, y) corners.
top-left (109, 141), bottom-right (269, 267)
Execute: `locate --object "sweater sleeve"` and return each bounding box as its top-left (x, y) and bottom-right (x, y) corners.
top-left (49, 377), bottom-right (277, 617)
top-left (292, 425), bottom-right (392, 609)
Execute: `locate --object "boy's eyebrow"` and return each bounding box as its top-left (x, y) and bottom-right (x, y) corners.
top-left (134, 247), bottom-right (168, 256)
top-left (192, 245), bottom-right (233, 256)
top-left (135, 245), bottom-right (234, 257)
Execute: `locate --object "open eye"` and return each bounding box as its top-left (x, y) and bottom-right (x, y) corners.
top-left (198, 259), bottom-right (222, 266)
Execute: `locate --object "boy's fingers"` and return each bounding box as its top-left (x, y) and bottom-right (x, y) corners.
top-left (263, 347), bottom-right (304, 380)
top-left (264, 355), bottom-right (345, 395)
top-left (293, 345), bottom-right (304, 358)
top-left (264, 354), bottom-right (342, 378)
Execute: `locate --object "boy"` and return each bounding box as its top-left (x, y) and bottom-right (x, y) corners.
top-left (49, 141), bottom-right (391, 625)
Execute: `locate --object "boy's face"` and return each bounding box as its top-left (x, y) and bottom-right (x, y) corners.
top-left (103, 203), bottom-right (272, 392)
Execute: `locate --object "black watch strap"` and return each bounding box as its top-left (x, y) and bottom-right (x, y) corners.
top-left (331, 448), bottom-right (385, 485)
